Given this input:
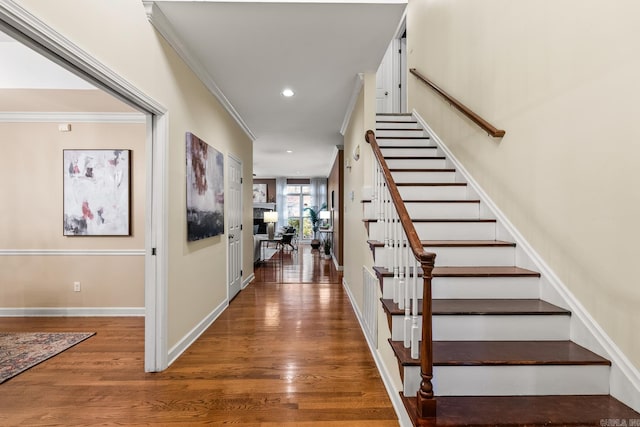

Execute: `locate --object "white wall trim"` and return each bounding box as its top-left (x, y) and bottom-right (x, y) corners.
top-left (0, 249), bottom-right (145, 256)
top-left (413, 109), bottom-right (640, 412)
top-left (0, 111), bottom-right (146, 123)
top-left (340, 73), bottom-right (365, 136)
top-left (342, 277), bottom-right (411, 427)
top-left (167, 300), bottom-right (228, 366)
top-left (143, 2), bottom-right (255, 141)
top-left (0, 307), bottom-right (144, 317)
top-left (242, 273), bottom-right (255, 289)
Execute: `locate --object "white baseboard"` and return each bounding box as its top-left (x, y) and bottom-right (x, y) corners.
top-left (167, 300), bottom-right (228, 366)
top-left (342, 277), bottom-right (412, 427)
top-left (242, 273), bottom-right (255, 289)
top-left (413, 109), bottom-right (640, 412)
top-left (0, 307), bottom-right (144, 316)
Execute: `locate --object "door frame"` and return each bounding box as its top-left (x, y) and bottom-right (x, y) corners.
top-left (0, 1), bottom-right (169, 372)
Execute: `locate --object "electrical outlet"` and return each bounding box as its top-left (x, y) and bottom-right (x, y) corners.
top-left (73, 281), bottom-right (81, 292)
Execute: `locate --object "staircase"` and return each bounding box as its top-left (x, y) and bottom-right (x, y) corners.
top-left (365, 113), bottom-right (640, 426)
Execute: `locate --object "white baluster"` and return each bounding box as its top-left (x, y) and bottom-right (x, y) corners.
top-left (403, 232), bottom-right (411, 348)
top-left (411, 256), bottom-right (420, 359)
top-left (396, 211), bottom-right (404, 311)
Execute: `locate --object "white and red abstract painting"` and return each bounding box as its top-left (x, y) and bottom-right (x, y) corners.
top-left (63, 149), bottom-right (131, 236)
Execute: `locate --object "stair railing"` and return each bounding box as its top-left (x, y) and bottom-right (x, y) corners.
top-left (409, 68), bottom-right (505, 138)
top-left (366, 129), bottom-right (437, 418)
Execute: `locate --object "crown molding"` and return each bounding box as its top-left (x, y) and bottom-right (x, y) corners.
top-left (340, 73), bottom-right (364, 136)
top-left (0, 111), bottom-right (146, 123)
top-left (144, 1), bottom-right (256, 141)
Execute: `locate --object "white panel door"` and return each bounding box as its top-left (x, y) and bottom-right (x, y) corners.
top-left (228, 155), bottom-right (242, 301)
top-left (376, 41), bottom-right (394, 113)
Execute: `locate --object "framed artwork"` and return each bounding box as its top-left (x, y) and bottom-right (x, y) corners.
top-left (186, 132), bottom-right (224, 241)
top-left (253, 183), bottom-right (267, 203)
top-left (63, 149), bottom-right (131, 236)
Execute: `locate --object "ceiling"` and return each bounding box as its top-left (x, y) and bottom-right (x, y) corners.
top-left (0, 1), bottom-right (406, 178)
top-left (146, 0), bottom-right (407, 178)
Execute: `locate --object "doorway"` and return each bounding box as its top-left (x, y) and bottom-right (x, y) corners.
top-left (227, 154), bottom-right (242, 300)
top-left (0, 6), bottom-right (168, 372)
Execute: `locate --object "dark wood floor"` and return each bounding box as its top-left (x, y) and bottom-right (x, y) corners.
top-left (0, 244), bottom-right (399, 426)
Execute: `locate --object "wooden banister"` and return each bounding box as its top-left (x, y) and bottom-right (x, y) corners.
top-left (365, 130), bottom-right (437, 418)
top-left (409, 68), bottom-right (505, 138)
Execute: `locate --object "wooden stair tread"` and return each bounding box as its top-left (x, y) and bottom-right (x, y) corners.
top-left (362, 199), bottom-right (480, 204)
top-left (389, 168), bottom-right (455, 172)
top-left (373, 265), bottom-right (541, 278)
top-left (380, 146), bottom-right (435, 149)
top-left (396, 182), bottom-right (466, 186)
top-left (376, 120), bottom-right (418, 123)
top-left (390, 340), bottom-right (611, 366)
top-left (381, 298), bottom-right (570, 316)
top-left (400, 394), bottom-right (640, 427)
top-left (385, 156), bottom-right (446, 160)
top-left (364, 218), bottom-right (495, 223)
top-left (377, 136), bottom-right (430, 139)
top-left (368, 239), bottom-right (515, 248)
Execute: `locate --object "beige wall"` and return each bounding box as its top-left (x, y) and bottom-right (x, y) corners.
top-left (16, 0), bottom-right (254, 350)
top-left (0, 121), bottom-right (145, 308)
top-left (407, 0), bottom-right (640, 368)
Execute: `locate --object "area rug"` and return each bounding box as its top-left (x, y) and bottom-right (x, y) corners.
top-left (0, 332), bottom-right (95, 384)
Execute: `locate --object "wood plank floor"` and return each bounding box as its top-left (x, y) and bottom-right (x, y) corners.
top-left (0, 244), bottom-right (398, 426)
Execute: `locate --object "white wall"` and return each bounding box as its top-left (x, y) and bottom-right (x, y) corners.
top-left (407, 0), bottom-right (640, 369)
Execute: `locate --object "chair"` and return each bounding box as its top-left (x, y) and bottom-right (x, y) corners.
top-left (278, 227), bottom-right (297, 251)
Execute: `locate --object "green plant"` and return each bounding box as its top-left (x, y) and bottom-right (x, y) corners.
top-left (303, 203), bottom-right (327, 240)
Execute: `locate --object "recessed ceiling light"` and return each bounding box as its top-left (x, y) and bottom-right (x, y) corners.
top-left (286, 150), bottom-right (293, 153)
top-left (281, 88), bottom-right (294, 97)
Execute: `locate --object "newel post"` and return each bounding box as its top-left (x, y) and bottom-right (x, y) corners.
top-left (417, 255), bottom-right (436, 418)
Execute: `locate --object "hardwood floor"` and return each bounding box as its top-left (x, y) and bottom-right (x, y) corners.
top-left (0, 244), bottom-right (399, 426)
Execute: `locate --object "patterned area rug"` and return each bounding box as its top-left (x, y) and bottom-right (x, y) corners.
top-left (0, 332), bottom-right (95, 384)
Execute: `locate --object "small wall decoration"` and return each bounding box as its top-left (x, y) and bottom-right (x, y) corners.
top-left (63, 149), bottom-right (131, 236)
top-left (186, 132), bottom-right (224, 241)
top-left (253, 183), bottom-right (267, 203)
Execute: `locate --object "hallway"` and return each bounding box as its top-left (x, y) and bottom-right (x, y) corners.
top-left (0, 245), bottom-right (398, 426)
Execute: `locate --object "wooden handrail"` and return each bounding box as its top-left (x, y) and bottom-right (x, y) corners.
top-left (365, 130), bottom-right (437, 418)
top-left (409, 68), bottom-right (505, 138)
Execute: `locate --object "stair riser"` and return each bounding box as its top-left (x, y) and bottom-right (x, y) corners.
top-left (376, 129), bottom-right (425, 138)
top-left (376, 115), bottom-right (415, 122)
top-left (374, 245), bottom-right (515, 267)
top-left (381, 276), bottom-right (540, 300)
top-left (390, 171), bottom-right (455, 183)
top-left (390, 315), bottom-right (570, 341)
top-left (381, 148), bottom-right (441, 158)
top-left (378, 139), bottom-right (434, 147)
top-left (371, 221), bottom-right (493, 241)
top-left (377, 121), bottom-right (421, 129)
top-left (386, 158), bottom-right (447, 169)
top-left (398, 185), bottom-right (468, 200)
top-left (402, 365), bottom-right (610, 397)
top-left (414, 221), bottom-right (496, 241)
top-left (364, 201), bottom-right (480, 220)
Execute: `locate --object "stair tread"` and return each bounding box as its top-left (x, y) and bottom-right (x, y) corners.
top-left (364, 218), bottom-right (495, 223)
top-left (381, 298), bottom-right (570, 316)
top-left (390, 340), bottom-right (611, 366)
top-left (396, 182), bottom-right (466, 186)
top-left (362, 199), bottom-right (480, 204)
top-left (380, 146), bottom-right (435, 149)
top-left (376, 120), bottom-right (418, 123)
top-left (373, 265), bottom-right (541, 278)
top-left (367, 239), bottom-right (515, 247)
top-left (389, 168), bottom-right (455, 172)
top-left (377, 136), bottom-right (430, 139)
top-left (400, 394), bottom-right (640, 427)
top-left (385, 156), bottom-right (446, 159)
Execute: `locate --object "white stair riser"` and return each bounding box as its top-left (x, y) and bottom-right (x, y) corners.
top-left (390, 171), bottom-right (455, 183)
top-left (378, 138), bottom-right (434, 147)
top-left (374, 245), bottom-right (515, 267)
top-left (402, 365), bottom-right (610, 397)
top-left (386, 158), bottom-right (447, 169)
top-left (377, 121), bottom-right (421, 129)
top-left (381, 147), bottom-right (441, 158)
top-left (376, 129), bottom-right (425, 138)
top-left (381, 276), bottom-right (540, 300)
top-left (390, 315), bottom-right (570, 341)
top-left (414, 221), bottom-right (496, 241)
top-left (363, 201), bottom-right (480, 220)
top-left (398, 185), bottom-right (467, 200)
top-left (376, 115), bottom-right (415, 122)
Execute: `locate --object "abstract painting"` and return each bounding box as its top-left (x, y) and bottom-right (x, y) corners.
top-left (253, 183), bottom-right (267, 203)
top-left (186, 132), bottom-right (224, 241)
top-left (63, 149), bottom-right (130, 236)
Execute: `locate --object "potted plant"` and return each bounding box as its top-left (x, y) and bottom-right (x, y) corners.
top-left (304, 203), bottom-right (327, 250)
top-left (323, 238), bottom-right (332, 259)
